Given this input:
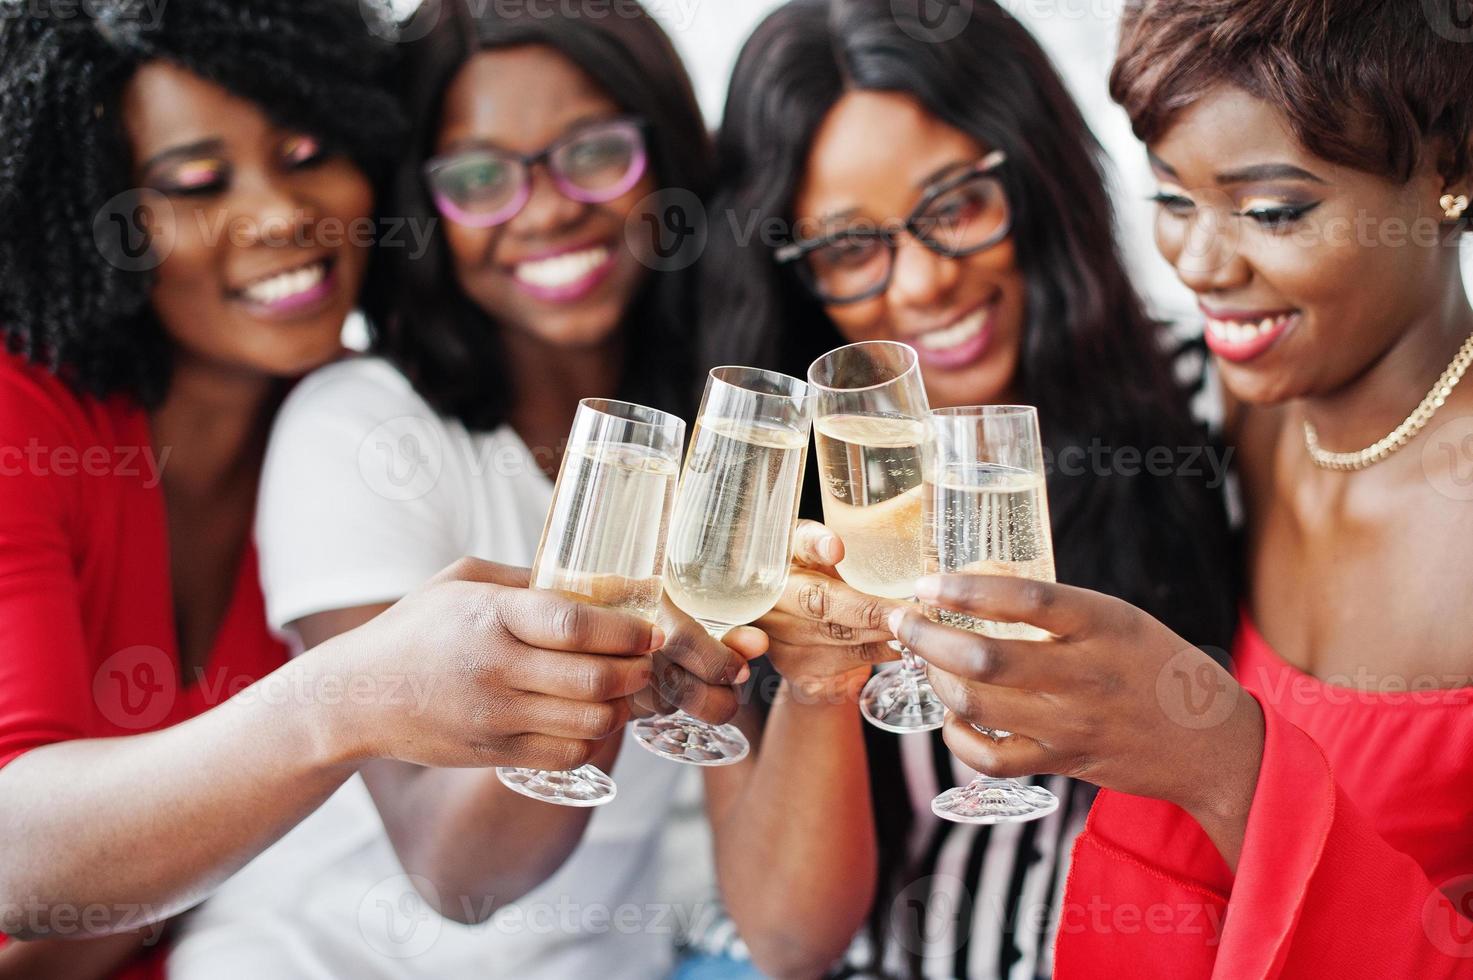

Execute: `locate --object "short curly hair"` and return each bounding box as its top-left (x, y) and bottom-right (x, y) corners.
top-left (1112, 0), bottom-right (1473, 188)
top-left (0, 0), bottom-right (407, 406)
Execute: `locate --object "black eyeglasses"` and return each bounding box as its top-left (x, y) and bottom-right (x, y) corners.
top-left (424, 116), bottom-right (649, 228)
top-left (775, 151), bottom-right (1010, 305)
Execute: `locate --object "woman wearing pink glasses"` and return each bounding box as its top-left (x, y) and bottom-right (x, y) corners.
top-left (161, 3), bottom-right (759, 980)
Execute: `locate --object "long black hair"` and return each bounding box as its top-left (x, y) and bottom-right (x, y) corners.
top-left (372, 0), bottom-right (715, 429)
top-left (0, 0), bottom-right (405, 406)
top-left (708, 0), bottom-right (1237, 972)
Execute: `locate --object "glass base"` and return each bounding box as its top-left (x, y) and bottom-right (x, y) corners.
top-left (496, 765), bottom-right (616, 807)
top-left (633, 710), bottom-right (750, 766)
top-left (932, 777), bottom-right (1058, 824)
top-left (860, 662), bottom-right (946, 733)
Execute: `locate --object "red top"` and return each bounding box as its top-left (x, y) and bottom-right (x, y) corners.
top-left (0, 353), bottom-right (288, 976)
top-left (1054, 614), bottom-right (1473, 977)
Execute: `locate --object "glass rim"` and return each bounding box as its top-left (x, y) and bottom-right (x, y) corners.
top-left (577, 397), bottom-right (685, 434)
top-left (806, 340), bottom-right (921, 394)
top-left (927, 404), bottom-right (1038, 420)
top-left (709, 365), bottom-right (811, 401)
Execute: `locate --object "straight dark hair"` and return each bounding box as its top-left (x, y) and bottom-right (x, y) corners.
top-left (372, 0), bottom-right (714, 428)
top-left (707, 1), bottom-right (1238, 972)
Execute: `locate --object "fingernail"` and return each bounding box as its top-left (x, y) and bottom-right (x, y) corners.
top-left (820, 535), bottom-right (842, 564)
top-left (914, 576), bottom-right (944, 600)
top-left (736, 663), bottom-right (752, 684)
top-left (887, 608), bottom-right (908, 635)
top-left (647, 627), bottom-right (666, 653)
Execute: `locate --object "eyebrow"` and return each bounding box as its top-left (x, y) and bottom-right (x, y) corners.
top-left (1148, 152), bottom-right (1326, 186)
top-left (915, 159), bottom-right (973, 190)
top-left (139, 139), bottom-right (226, 175)
top-left (440, 112), bottom-right (625, 156)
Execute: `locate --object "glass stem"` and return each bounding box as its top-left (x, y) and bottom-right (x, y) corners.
top-left (896, 644), bottom-right (926, 696)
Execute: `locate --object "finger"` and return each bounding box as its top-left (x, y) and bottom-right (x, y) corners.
top-left (509, 693), bottom-right (631, 740)
top-left (786, 568), bottom-right (903, 634)
top-left (722, 625), bottom-right (770, 662)
top-left (622, 686), bottom-right (675, 719)
top-left (497, 589), bottom-right (664, 656)
top-left (791, 519), bottom-right (844, 570)
top-left (925, 664), bottom-right (1052, 736)
top-left (649, 655), bottom-right (741, 724)
top-left (657, 610), bottom-right (751, 686)
top-left (429, 556), bottom-right (531, 589)
top-left (760, 608), bottom-right (893, 648)
top-left (489, 733), bottom-right (599, 773)
top-left (765, 633), bottom-right (900, 676)
top-left (889, 609), bottom-right (1050, 690)
top-left (510, 648), bottom-right (654, 702)
top-left (941, 713), bottom-right (1059, 780)
top-left (913, 574), bottom-right (1103, 640)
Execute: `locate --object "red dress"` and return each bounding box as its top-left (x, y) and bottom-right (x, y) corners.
top-left (0, 353), bottom-right (288, 977)
top-left (1054, 614), bottom-right (1473, 977)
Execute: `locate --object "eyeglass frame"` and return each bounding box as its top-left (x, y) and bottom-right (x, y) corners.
top-left (422, 115), bottom-right (650, 229)
top-left (774, 150), bottom-right (1010, 305)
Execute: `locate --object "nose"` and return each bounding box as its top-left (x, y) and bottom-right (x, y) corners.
top-left (887, 235), bottom-right (958, 312)
top-left (231, 172), bottom-right (312, 248)
top-left (507, 162), bottom-right (585, 237)
top-left (1163, 205), bottom-right (1251, 296)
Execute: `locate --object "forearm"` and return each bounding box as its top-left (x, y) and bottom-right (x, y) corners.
top-left (0, 649), bottom-right (362, 936)
top-left (362, 736), bottom-right (623, 922)
top-left (711, 677), bottom-right (876, 979)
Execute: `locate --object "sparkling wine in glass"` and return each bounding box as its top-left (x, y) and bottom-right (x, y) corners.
top-left (497, 398), bottom-right (684, 807)
top-left (809, 341), bottom-right (944, 733)
top-left (640, 367), bottom-right (813, 765)
top-left (924, 405), bottom-right (1060, 824)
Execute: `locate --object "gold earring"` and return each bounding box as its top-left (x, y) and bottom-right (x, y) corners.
top-left (1441, 193), bottom-right (1470, 221)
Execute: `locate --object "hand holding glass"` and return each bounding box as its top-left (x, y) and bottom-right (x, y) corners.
top-left (496, 398), bottom-right (683, 807)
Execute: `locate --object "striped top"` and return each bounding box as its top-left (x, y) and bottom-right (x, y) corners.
top-left (829, 725), bottom-right (1095, 980)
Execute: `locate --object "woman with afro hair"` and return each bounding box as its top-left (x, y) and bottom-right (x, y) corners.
top-left (0, 3), bottom-right (738, 976)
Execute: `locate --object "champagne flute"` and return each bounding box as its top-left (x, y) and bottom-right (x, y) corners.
top-left (638, 367), bottom-right (813, 765)
top-left (497, 398), bottom-right (684, 806)
top-left (808, 341), bottom-right (944, 733)
top-left (923, 405), bottom-right (1059, 824)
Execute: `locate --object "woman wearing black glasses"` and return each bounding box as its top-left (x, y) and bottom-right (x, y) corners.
top-left (689, 1), bottom-right (1238, 977)
top-left (161, 3), bottom-right (761, 979)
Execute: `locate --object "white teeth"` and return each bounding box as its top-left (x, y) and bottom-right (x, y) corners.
top-left (1205, 313), bottom-right (1295, 344)
top-left (514, 246), bottom-right (611, 290)
top-left (241, 261), bottom-right (327, 306)
top-left (917, 307), bottom-right (988, 351)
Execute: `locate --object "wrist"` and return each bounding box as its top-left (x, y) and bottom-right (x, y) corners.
top-left (1181, 693), bottom-right (1265, 867)
top-left (776, 668), bottom-right (871, 711)
top-left (293, 637), bottom-right (379, 769)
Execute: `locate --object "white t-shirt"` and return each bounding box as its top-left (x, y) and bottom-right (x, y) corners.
top-left (168, 356), bottom-right (682, 980)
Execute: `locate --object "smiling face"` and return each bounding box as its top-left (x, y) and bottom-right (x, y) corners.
top-left (1149, 85), bottom-right (1461, 406)
top-left (123, 61), bottom-right (371, 380)
top-left (433, 46), bottom-right (657, 352)
top-left (792, 91), bottom-right (1027, 409)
